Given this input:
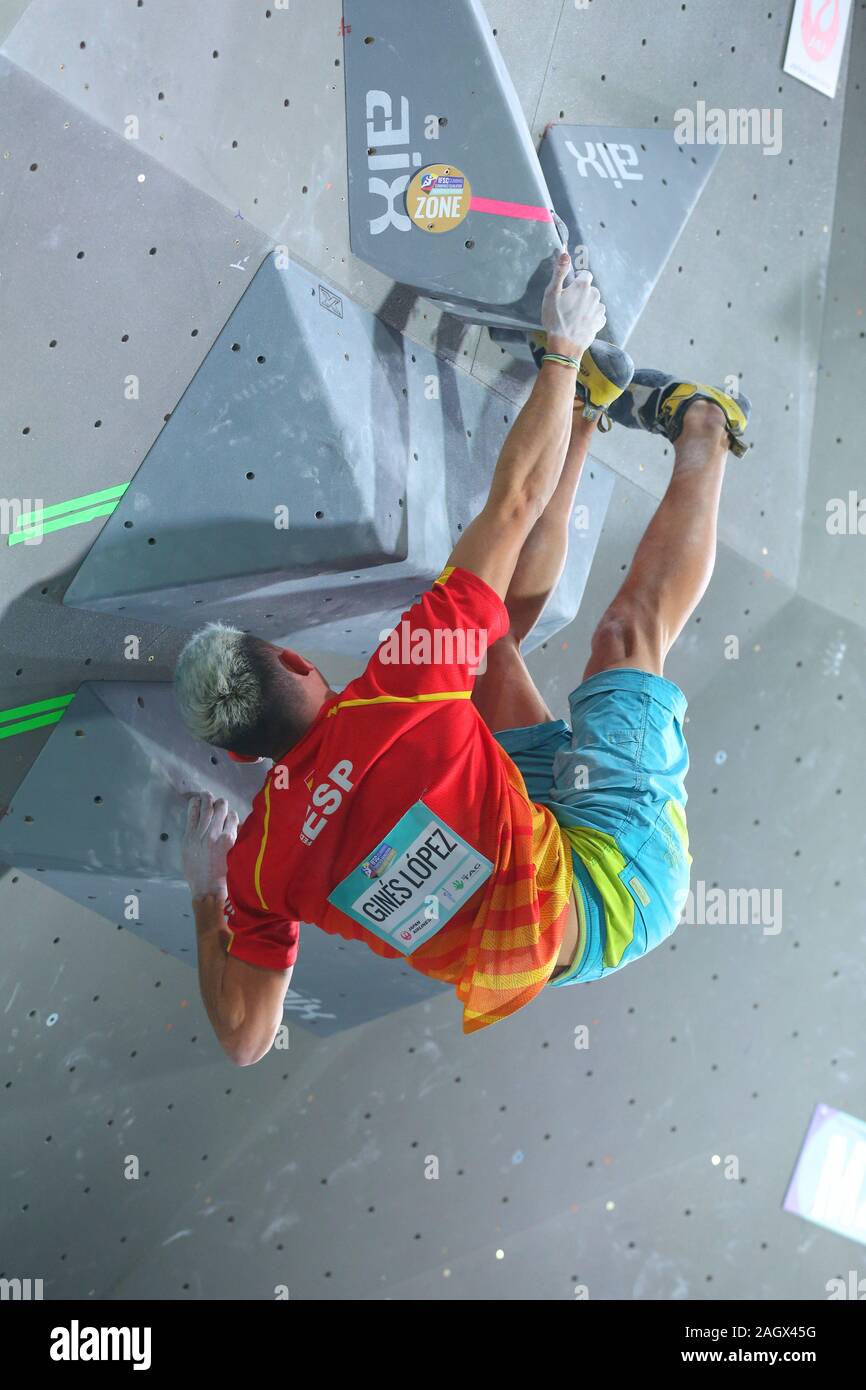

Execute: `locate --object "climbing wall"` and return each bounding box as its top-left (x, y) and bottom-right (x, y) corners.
top-left (0, 681), bottom-right (449, 1033)
top-left (62, 250), bottom-right (613, 655)
top-left (0, 0), bottom-right (615, 1042)
top-left (798, 1), bottom-right (866, 630)
top-left (0, 0), bottom-right (862, 1308)
top-left (491, 124), bottom-right (722, 357)
top-left (342, 0), bottom-right (564, 328)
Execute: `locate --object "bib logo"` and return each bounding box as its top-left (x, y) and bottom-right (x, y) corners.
top-left (802, 0), bottom-right (840, 61)
top-left (301, 761), bottom-right (354, 845)
top-left (365, 89), bottom-right (421, 234)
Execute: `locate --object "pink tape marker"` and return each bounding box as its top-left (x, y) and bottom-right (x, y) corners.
top-left (468, 195), bottom-right (554, 223)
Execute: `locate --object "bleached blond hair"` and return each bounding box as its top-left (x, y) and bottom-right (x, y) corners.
top-left (174, 622), bottom-right (265, 748)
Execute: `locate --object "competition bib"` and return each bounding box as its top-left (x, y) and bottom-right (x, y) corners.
top-left (327, 801), bottom-right (493, 955)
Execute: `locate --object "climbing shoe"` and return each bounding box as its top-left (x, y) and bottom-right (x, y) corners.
top-left (607, 369), bottom-right (752, 458)
top-left (529, 331), bottom-right (635, 430)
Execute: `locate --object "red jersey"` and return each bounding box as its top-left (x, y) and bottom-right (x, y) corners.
top-left (224, 566), bottom-right (574, 1032)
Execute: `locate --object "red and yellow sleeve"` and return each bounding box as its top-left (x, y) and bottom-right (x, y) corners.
top-left (345, 565), bottom-right (511, 703)
top-left (223, 800), bottom-right (300, 972)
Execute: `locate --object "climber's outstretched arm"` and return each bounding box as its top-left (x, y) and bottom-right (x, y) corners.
top-left (446, 356), bottom-right (578, 600)
top-left (446, 251), bottom-right (605, 601)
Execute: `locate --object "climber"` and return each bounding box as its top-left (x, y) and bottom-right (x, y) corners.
top-left (175, 248), bottom-right (750, 1065)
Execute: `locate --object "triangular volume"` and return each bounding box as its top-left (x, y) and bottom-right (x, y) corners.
top-left (63, 253), bottom-right (410, 622)
top-left (343, 0), bottom-right (562, 328)
top-left (0, 684), bottom-right (264, 878)
top-left (63, 251), bottom-right (611, 657)
top-left (539, 125), bottom-right (722, 348)
top-left (0, 682), bottom-right (446, 1034)
top-left (61, 251), bottom-right (436, 653)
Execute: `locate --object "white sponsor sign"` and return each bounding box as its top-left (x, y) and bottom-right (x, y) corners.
top-left (783, 0), bottom-right (853, 99)
top-left (784, 1104), bottom-right (866, 1245)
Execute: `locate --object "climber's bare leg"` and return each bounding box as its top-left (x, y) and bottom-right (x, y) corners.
top-left (582, 401), bottom-right (729, 680)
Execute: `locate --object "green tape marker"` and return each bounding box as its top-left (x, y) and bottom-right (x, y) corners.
top-left (16, 484), bottom-right (128, 527)
top-left (0, 694), bottom-right (74, 726)
top-left (0, 711), bottom-right (66, 740)
top-left (8, 501), bottom-right (120, 546)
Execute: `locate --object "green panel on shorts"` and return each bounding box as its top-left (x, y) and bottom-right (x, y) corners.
top-left (665, 799), bottom-right (692, 864)
top-left (560, 824), bottom-right (636, 969)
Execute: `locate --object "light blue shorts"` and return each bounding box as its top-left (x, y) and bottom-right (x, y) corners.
top-left (494, 667), bottom-right (692, 985)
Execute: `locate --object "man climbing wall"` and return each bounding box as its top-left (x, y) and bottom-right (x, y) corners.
top-left (175, 249), bottom-right (750, 1064)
